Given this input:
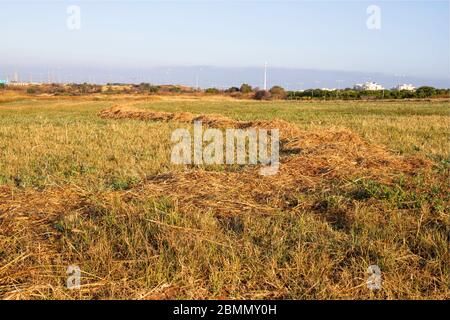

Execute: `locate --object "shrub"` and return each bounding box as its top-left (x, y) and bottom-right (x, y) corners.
top-left (205, 88), bottom-right (220, 94)
top-left (226, 87), bottom-right (240, 93)
top-left (269, 85), bottom-right (286, 99)
top-left (254, 90), bottom-right (272, 100)
top-left (229, 91), bottom-right (243, 99)
top-left (26, 87), bottom-right (40, 94)
top-left (139, 83), bottom-right (160, 94)
top-left (169, 87), bottom-right (182, 93)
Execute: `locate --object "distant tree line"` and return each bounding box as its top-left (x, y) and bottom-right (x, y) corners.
top-left (209, 85), bottom-right (449, 100)
top-left (22, 83), bottom-right (189, 96)
top-left (286, 86), bottom-right (450, 100)
top-left (25, 83), bottom-right (102, 95)
top-left (134, 83), bottom-right (194, 94)
top-left (207, 84), bottom-right (287, 100)
top-left (6, 81), bottom-right (449, 100)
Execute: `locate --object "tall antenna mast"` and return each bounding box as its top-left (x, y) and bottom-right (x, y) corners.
top-left (263, 62), bottom-right (268, 91)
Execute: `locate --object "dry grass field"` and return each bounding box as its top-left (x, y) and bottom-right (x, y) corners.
top-left (0, 92), bottom-right (448, 299)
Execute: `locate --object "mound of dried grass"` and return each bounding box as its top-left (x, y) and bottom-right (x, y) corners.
top-left (100, 105), bottom-right (430, 174)
top-left (97, 106), bottom-right (431, 217)
top-left (99, 106), bottom-right (302, 142)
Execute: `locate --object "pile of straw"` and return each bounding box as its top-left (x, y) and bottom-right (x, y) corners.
top-left (98, 106), bottom-right (431, 216)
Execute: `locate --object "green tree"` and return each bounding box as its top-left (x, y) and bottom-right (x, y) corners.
top-left (416, 86), bottom-right (436, 98)
top-left (269, 86), bottom-right (286, 99)
top-left (139, 83), bottom-right (159, 94)
top-left (240, 83), bottom-right (253, 94)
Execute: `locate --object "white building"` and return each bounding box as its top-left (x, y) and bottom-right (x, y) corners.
top-left (8, 81), bottom-right (40, 87)
top-left (392, 84), bottom-right (416, 91)
top-left (353, 82), bottom-right (384, 91)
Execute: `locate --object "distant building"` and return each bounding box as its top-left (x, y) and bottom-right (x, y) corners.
top-left (353, 82), bottom-right (384, 91)
top-left (321, 88), bottom-right (336, 91)
top-left (392, 84), bottom-right (416, 91)
top-left (8, 81), bottom-right (38, 87)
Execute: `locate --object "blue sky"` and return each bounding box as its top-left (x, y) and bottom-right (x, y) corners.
top-left (1, 0), bottom-right (449, 85)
